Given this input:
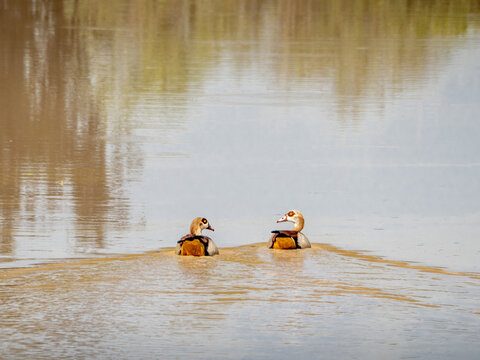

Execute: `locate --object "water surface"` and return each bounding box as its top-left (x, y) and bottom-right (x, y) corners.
top-left (1, 245), bottom-right (480, 359)
top-left (1, 0), bottom-right (480, 270)
top-left (1, 1), bottom-right (480, 358)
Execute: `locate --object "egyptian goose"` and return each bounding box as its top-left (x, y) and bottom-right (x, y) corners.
top-left (175, 217), bottom-right (219, 256)
top-left (268, 210), bottom-right (311, 249)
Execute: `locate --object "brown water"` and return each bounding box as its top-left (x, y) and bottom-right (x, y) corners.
top-left (1, 245), bottom-right (479, 359)
top-left (1, 0), bottom-right (480, 358)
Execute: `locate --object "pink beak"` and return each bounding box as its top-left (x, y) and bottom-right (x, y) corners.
top-left (207, 225), bottom-right (215, 231)
top-left (277, 215), bottom-right (287, 223)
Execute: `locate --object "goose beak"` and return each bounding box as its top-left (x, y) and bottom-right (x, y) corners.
top-left (277, 215), bottom-right (287, 223)
top-left (207, 225), bottom-right (215, 231)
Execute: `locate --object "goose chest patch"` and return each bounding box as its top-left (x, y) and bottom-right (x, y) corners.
top-left (270, 230), bottom-right (299, 249)
top-left (178, 235), bottom-right (210, 256)
top-left (181, 239), bottom-right (206, 256)
top-left (273, 237), bottom-right (297, 249)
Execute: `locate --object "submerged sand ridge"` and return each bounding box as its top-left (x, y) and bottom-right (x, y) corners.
top-left (1, 243), bottom-right (479, 359)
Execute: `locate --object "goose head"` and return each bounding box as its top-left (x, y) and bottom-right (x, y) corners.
top-left (190, 217), bottom-right (215, 236)
top-left (277, 210), bottom-right (305, 232)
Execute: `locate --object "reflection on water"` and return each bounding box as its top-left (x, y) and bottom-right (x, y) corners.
top-left (1, 244), bottom-right (479, 359)
top-left (1, 1), bottom-right (480, 356)
top-left (0, 0), bottom-right (480, 269)
top-left (0, 0), bottom-right (142, 260)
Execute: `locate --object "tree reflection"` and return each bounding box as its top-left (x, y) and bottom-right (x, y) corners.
top-left (0, 0), bottom-right (479, 259)
top-left (0, 1), bottom-right (136, 254)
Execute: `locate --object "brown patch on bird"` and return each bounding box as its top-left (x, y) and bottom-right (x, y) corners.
top-left (273, 237), bottom-right (297, 249)
top-left (180, 239), bottom-right (206, 256)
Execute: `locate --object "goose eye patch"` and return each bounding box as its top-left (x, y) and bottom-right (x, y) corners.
top-left (202, 218), bottom-right (208, 224)
top-left (288, 211), bottom-right (295, 217)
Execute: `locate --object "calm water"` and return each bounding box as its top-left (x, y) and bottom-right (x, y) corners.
top-left (1, 0), bottom-right (480, 358)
